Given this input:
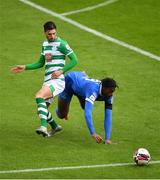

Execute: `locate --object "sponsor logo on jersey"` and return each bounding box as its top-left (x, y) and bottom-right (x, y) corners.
top-left (45, 53), bottom-right (52, 62)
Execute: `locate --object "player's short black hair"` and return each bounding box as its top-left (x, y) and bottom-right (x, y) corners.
top-left (101, 77), bottom-right (118, 89)
top-left (43, 21), bottom-right (57, 32)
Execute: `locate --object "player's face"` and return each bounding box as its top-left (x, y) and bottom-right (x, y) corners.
top-left (45, 29), bottom-right (57, 42)
top-left (102, 87), bottom-right (115, 97)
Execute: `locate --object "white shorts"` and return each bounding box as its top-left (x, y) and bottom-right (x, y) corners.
top-left (43, 78), bottom-right (65, 104)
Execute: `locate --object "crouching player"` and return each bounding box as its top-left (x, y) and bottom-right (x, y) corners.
top-left (56, 71), bottom-right (118, 144)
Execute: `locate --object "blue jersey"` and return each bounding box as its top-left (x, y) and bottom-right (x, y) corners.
top-left (60, 71), bottom-right (113, 140)
top-left (66, 71), bottom-right (101, 101)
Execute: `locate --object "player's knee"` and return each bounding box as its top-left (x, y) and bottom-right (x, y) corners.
top-left (35, 92), bottom-right (44, 99)
top-left (56, 108), bottom-right (67, 119)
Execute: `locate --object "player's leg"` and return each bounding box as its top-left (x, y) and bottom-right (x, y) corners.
top-left (56, 77), bottom-right (73, 120)
top-left (56, 97), bottom-right (71, 119)
top-left (56, 84), bottom-right (73, 120)
top-left (35, 86), bottom-right (53, 137)
top-left (44, 100), bottom-right (62, 136)
top-left (46, 79), bottom-right (65, 136)
top-left (77, 96), bottom-right (85, 110)
top-left (47, 111), bottom-right (62, 136)
top-left (45, 100), bottom-right (58, 129)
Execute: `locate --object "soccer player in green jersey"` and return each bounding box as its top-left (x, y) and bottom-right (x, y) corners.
top-left (11, 21), bottom-right (78, 137)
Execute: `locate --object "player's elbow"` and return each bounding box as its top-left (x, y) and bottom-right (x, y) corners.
top-left (105, 103), bottom-right (112, 110)
top-left (72, 57), bottom-right (78, 68)
top-left (69, 53), bottom-right (78, 66)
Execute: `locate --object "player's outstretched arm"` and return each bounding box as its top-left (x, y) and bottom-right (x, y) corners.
top-left (11, 55), bottom-right (45, 74)
top-left (84, 100), bottom-right (103, 143)
top-left (104, 97), bottom-right (115, 145)
top-left (11, 65), bottom-right (25, 73)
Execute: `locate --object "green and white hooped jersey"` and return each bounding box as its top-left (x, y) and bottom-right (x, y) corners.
top-left (41, 37), bottom-right (73, 82)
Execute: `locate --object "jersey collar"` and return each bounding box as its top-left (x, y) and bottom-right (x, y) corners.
top-left (48, 37), bottom-right (59, 43)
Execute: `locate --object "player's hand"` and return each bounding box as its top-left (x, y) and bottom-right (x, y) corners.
top-left (104, 139), bottom-right (118, 145)
top-left (11, 65), bottom-right (25, 73)
top-left (92, 133), bottom-right (103, 143)
top-left (105, 139), bottom-right (112, 144)
top-left (51, 70), bottom-right (63, 79)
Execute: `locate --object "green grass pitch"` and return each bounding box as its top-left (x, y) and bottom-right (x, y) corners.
top-left (0, 0), bottom-right (160, 178)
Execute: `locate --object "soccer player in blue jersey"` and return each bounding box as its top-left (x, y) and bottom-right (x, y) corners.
top-left (55, 71), bottom-right (118, 144)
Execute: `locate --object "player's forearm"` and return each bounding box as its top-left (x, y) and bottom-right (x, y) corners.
top-left (104, 109), bottom-right (112, 140)
top-left (25, 54), bottom-right (45, 70)
top-left (62, 52), bottom-right (78, 73)
top-left (84, 101), bottom-right (95, 135)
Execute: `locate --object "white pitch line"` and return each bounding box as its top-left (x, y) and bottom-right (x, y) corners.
top-left (61, 0), bottom-right (119, 16)
top-left (0, 161), bottom-right (160, 174)
top-left (19, 0), bottom-right (160, 62)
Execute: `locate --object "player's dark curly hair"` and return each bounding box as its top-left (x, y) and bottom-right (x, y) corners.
top-left (101, 77), bottom-right (118, 89)
top-left (43, 21), bottom-right (57, 32)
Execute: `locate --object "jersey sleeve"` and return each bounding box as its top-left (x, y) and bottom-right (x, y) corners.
top-left (62, 52), bottom-right (78, 73)
top-left (41, 45), bottom-right (45, 55)
top-left (58, 41), bottom-right (73, 56)
top-left (104, 96), bottom-right (113, 140)
top-left (84, 101), bottom-right (95, 134)
top-left (84, 90), bottom-right (98, 135)
top-left (85, 92), bottom-right (97, 105)
top-left (25, 54), bottom-right (45, 70)
top-left (58, 41), bottom-right (78, 72)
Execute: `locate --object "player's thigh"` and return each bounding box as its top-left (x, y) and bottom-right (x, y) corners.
top-left (44, 79), bottom-right (65, 98)
top-left (35, 86), bottom-right (53, 99)
top-left (58, 91), bottom-right (73, 116)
